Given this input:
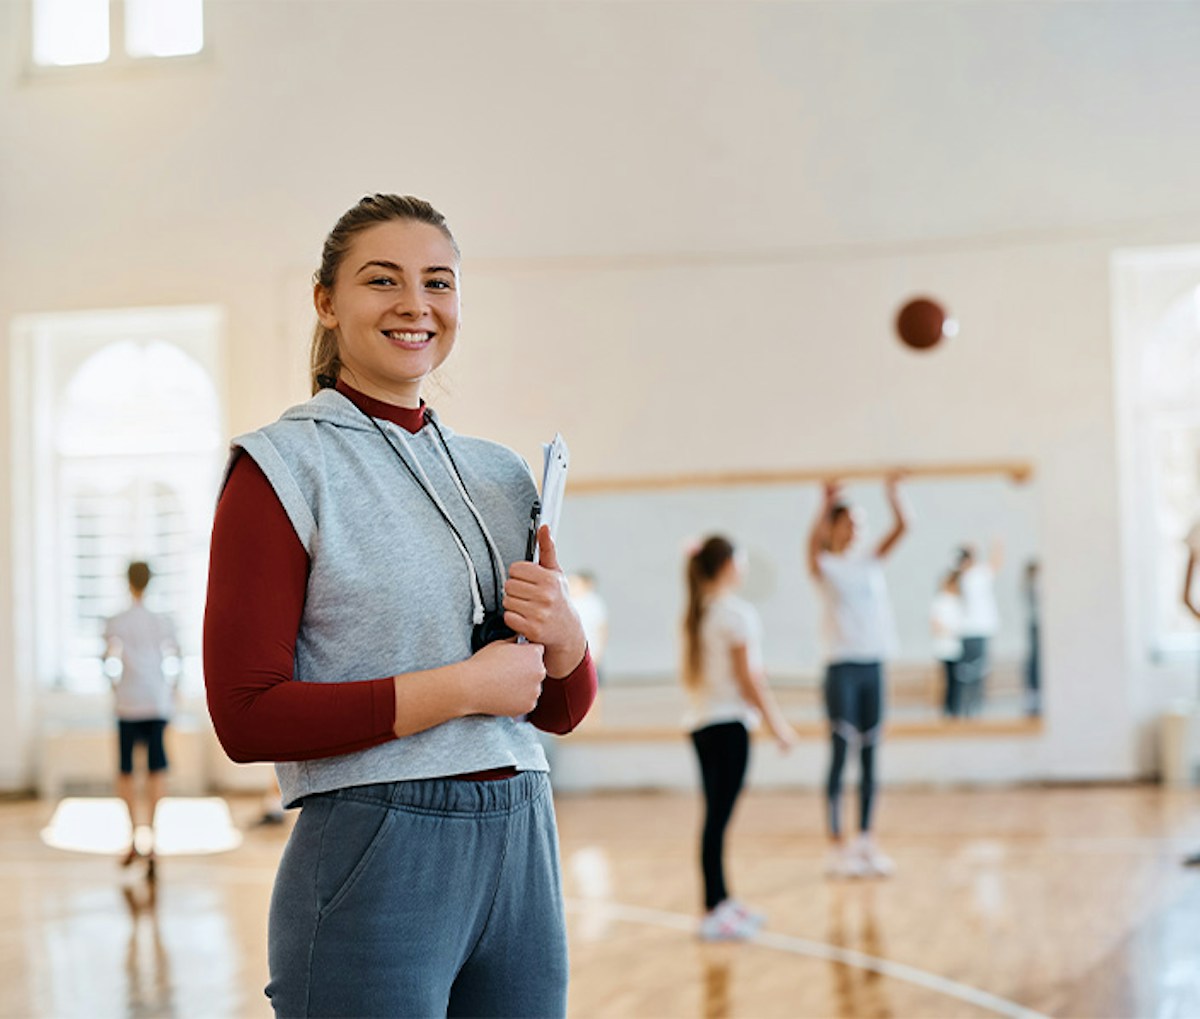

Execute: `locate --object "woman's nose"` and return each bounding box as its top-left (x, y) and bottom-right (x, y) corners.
top-left (393, 287), bottom-right (428, 317)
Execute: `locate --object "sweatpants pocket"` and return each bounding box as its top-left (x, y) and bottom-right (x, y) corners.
top-left (315, 796), bottom-right (396, 919)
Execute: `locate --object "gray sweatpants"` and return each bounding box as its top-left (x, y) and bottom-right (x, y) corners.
top-left (266, 771), bottom-right (567, 1018)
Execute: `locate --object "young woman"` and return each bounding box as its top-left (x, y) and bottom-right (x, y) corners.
top-left (203, 195), bottom-right (597, 1018)
top-left (930, 569), bottom-right (964, 717)
top-left (807, 478), bottom-right (907, 879)
top-left (682, 536), bottom-right (795, 940)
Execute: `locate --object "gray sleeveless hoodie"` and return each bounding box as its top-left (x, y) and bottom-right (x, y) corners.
top-left (226, 388), bottom-right (548, 806)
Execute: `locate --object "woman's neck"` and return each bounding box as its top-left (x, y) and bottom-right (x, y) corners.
top-left (338, 367), bottom-right (423, 409)
top-left (707, 579), bottom-right (736, 599)
top-left (334, 378), bottom-right (427, 434)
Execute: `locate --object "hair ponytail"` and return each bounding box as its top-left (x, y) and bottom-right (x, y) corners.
top-left (681, 536), bottom-right (736, 692)
top-left (310, 323), bottom-right (341, 393)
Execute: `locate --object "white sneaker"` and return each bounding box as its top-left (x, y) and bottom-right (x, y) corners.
top-left (725, 899), bottom-right (766, 933)
top-left (698, 899), bottom-right (758, 941)
top-left (824, 846), bottom-right (866, 879)
top-left (853, 836), bottom-right (895, 878)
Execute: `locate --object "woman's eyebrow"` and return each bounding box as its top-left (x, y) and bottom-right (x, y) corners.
top-left (356, 260), bottom-right (402, 275)
top-left (355, 260), bottom-right (456, 276)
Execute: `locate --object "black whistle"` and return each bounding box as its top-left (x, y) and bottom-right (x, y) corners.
top-left (525, 499), bottom-right (541, 562)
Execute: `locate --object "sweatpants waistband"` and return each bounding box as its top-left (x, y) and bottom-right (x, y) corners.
top-left (308, 770), bottom-right (549, 817)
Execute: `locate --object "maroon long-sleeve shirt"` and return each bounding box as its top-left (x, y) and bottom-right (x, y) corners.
top-left (203, 382), bottom-right (596, 776)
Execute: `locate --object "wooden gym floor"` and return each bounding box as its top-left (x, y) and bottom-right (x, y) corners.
top-left (1, 784), bottom-right (1198, 1018)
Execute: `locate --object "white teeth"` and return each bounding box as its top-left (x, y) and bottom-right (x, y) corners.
top-left (385, 331), bottom-right (431, 342)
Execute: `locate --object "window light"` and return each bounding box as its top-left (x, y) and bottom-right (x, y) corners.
top-left (32, 0), bottom-right (109, 67)
top-left (125, 0), bottom-right (204, 58)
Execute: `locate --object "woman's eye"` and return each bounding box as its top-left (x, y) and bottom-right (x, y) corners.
top-left (368, 277), bottom-right (395, 287)
top-left (426, 279), bottom-right (452, 290)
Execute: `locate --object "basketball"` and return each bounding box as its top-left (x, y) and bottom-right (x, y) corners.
top-left (895, 297), bottom-right (951, 350)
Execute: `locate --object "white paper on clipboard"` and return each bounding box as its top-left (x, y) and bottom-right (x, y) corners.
top-left (536, 433), bottom-right (569, 560)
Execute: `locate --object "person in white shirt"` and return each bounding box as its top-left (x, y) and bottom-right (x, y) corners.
top-left (807, 477), bottom-right (907, 879)
top-left (103, 561), bottom-right (179, 874)
top-left (956, 541), bottom-right (1003, 715)
top-left (682, 536), bottom-right (795, 940)
top-left (930, 570), bottom-right (965, 717)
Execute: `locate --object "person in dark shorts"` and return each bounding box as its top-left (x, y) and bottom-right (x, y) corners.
top-left (103, 561), bottom-right (179, 873)
top-left (807, 477), bottom-right (908, 878)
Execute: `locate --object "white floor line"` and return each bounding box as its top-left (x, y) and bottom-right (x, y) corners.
top-left (564, 898), bottom-right (1049, 1019)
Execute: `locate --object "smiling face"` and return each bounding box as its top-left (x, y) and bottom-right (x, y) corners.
top-left (314, 219), bottom-right (460, 407)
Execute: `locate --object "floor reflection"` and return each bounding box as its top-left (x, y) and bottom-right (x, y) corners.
top-left (121, 874), bottom-right (173, 1018)
top-left (701, 951), bottom-right (732, 1019)
top-left (40, 797), bottom-right (242, 856)
top-left (568, 845), bottom-right (614, 942)
top-left (828, 885), bottom-right (892, 1019)
top-left (1062, 875), bottom-right (1200, 1019)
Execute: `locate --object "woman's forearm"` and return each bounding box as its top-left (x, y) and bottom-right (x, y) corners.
top-left (391, 660), bottom-right (479, 738)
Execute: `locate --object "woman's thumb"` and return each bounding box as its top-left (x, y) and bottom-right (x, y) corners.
top-left (536, 525), bottom-right (559, 570)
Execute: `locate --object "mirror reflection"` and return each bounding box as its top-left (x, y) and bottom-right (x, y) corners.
top-left (559, 468), bottom-right (1039, 729)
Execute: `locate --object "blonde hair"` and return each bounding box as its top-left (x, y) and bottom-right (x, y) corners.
top-left (309, 194), bottom-right (460, 394)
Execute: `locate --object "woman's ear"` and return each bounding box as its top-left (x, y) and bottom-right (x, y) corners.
top-left (314, 283), bottom-right (338, 329)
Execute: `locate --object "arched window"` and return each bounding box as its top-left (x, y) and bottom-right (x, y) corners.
top-left (12, 307), bottom-right (223, 695)
top-left (1143, 287), bottom-right (1200, 651)
top-left (1117, 253), bottom-right (1200, 660)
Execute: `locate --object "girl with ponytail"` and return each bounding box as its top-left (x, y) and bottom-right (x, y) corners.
top-left (682, 536), bottom-right (795, 941)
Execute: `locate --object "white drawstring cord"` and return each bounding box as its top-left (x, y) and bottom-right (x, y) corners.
top-left (386, 422), bottom-right (487, 626)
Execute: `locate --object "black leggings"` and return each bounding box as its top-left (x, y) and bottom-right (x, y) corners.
top-left (824, 662), bottom-right (883, 838)
top-left (691, 721), bottom-right (750, 911)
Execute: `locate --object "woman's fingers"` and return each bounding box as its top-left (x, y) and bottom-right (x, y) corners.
top-left (503, 577), bottom-right (544, 601)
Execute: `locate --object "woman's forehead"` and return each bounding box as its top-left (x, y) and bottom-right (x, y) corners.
top-left (348, 220), bottom-right (458, 266)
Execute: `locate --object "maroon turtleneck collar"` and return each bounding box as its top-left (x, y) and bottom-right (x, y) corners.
top-left (334, 379), bottom-right (428, 434)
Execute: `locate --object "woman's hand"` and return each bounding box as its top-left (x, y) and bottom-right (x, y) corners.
top-left (465, 640), bottom-right (547, 717)
top-left (771, 719), bottom-right (798, 754)
top-left (503, 526), bottom-right (587, 678)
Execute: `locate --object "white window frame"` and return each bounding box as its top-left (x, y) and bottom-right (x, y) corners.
top-left (1113, 246), bottom-right (1200, 665)
top-left (9, 306), bottom-right (225, 696)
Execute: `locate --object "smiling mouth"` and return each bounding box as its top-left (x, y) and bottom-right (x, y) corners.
top-left (382, 330), bottom-right (434, 346)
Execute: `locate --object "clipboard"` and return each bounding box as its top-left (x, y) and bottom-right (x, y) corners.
top-left (536, 433), bottom-right (569, 561)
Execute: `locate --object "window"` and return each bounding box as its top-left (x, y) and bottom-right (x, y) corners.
top-left (124, 0), bottom-right (204, 59)
top-left (32, 0), bottom-right (203, 68)
top-left (11, 307), bottom-right (224, 695)
top-left (1114, 249), bottom-right (1200, 660)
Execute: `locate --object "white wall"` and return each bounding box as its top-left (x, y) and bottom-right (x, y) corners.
top-left (3, 1), bottom-right (1200, 788)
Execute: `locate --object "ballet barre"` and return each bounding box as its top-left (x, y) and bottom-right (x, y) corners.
top-left (566, 460), bottom-right (1034, 496)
